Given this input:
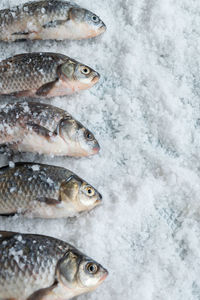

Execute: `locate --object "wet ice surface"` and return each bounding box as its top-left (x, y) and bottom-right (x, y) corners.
top-left (0, 0), bottom-right (200, 299)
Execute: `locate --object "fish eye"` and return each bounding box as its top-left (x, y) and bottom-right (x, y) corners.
top-left (86, 262), bottom-right (98, 274)
top-left (92, 15), bottom-right (99, 23)
top-left (85, 186), bottom-right (95, 197)
top-left (81, 66), bottom-right (91, 75)
top-left (84, 130), bottom-right (94, 141)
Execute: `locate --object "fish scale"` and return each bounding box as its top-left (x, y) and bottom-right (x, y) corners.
top-left (22, 102), bottom-right (69, 131)
top-left (0, 163), bottom-right (102, 218)
top-left (0, 52), bottom-right (100, 98)
top-left (0, 233), bottom-right (69, 299)
top-left (0, 101), bottom-right (69, 134)
top-left (0, 164), bottom-right (67, 213)
top-left (0, 53), bottom-right (65, 94)
top-left (0, 101), bottom-right (100, 157)
top-left (0, 232), bottom-right (108, 299)
top-left (0, 1), bottom-right (106, 42)
top-left (0, 1), bottom-right (73, 35)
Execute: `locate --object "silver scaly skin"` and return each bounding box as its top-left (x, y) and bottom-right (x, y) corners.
top-left (0, 101), bottom-right (100, 156)
top-left (0, 232), bottom-right (108, 300)
top-left (0, 163), bottom-right (102, 218)
top-left (0, 52), bottom-right (100, 98)
top-left (0, 0), bottom-right (106, 41)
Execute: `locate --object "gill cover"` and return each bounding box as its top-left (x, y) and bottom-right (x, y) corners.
top-left (57, 251), bottom-right (80, 288)
top-left (59, 176), bottom-right (80, 201)
top-left (60, 61), bottom-right (75, 79)
top-left (69, 8), bottom-right (85, 23)
top-left (55, 117), bottom-right (76, 139)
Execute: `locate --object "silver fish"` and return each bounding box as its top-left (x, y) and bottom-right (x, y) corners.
top-left (0, 163), bottom-right (102, 218)
top-left (0, 0), bottom-right (106, 41)
top-left (0, 101), bottom-right (100, 156)
top-left (0, 52), bottom-right (100, 98)
top-left (0, 231), bottom-right (108, 300)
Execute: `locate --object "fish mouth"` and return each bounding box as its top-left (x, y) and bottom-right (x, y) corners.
top-left (92, 144), bottom-right (100, 155)
top-left (95, 194), bottom-right (102, 205)
top-left (99, 270), bottom-right (109, 283)
top-left (99, 23), bottom-right (107, 33)
top-left (95, 200), bottom-right (102, 206)
top-left (92, 75), bottom-right (100, 84)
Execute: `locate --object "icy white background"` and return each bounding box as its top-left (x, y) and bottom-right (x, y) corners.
top-left (0, 0), bottom-right (200, 299)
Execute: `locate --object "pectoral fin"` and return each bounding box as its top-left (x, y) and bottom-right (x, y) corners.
top-left (11, 30), bottom-right (38, 41)
top-left (27, 282), bottom-right (58, 300)
top-left (36, 81), bottom-right (58, 97)
top-left (36, 197), bottom-right (61, 205)
top-left (42, 18), bottom-right (69, 29)
top-left (12, 89), bottom-right (36, 98)
top-left (26, 123), bottom-right (54, 140)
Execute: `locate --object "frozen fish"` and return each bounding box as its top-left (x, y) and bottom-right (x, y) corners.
top-left (0, 101), bottom-right (100, 156)
top-left (0, 0), bottom-right (106, 41)
top-left (0, 52), bottom-right (100, 98)
top-left (0, 231), bottom-right (108, 300)
top-left (0, 163), bottom-right (102, 218)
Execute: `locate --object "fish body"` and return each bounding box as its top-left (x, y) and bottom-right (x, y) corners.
top-left (0, 163), bottom-right (102, 218)
top-left (0, 231), bottom-right (108, 300)
top-left (0, 101), bottom-right (100, 156)
top-left (0, 0), bottom-right (106, 41)
top-left (0, 52), bottom-right (100, 98)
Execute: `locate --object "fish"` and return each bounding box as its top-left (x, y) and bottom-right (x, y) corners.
top-left (0, 231), bottom-right (108, 300)
top-left (0, 163), bottom-right (102, 218)
top-left (0, 101), bottom-right (100, 156)
top-left (0, 52), bottom-right (100, 98)
top-left (0, 0), bottom-right (106, 42)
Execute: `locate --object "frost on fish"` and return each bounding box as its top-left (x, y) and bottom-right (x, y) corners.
top-left (0, 163), bottom-right (102, 218)
top-left (31, 164), bottom-right (40, 171)
top-left (0, 52), bottom-right (100, 98)
top-left (0, 101), bottom-right (100, 157)
top-left (0, 0), bottom-right (106, 41)
top-left (0, 232), bottom-right (108, 300)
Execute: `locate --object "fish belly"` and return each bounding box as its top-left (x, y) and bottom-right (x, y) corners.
top-left (15, 132), bottom-right (69, 156)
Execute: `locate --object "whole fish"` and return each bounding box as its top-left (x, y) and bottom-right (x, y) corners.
top-left (0, 101), bottom-right (100, 156)
top-left (0, 231), bottom-right (108, 300)
top-left (0, 52), bottom-right (100, 98)
top-left (0, 0), bottom-right (106, 42)
top-left (0, 163), bottom-right (102, 218)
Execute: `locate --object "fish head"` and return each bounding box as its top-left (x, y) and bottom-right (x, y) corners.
top-left (60, 175), bottom-right (102, 212)
top-left (61, 59), bottom-right (100, 91)
top-left (57, 250), bottom-right (108, 295)
top-left (58, 118), bottom-right (100, 156)
top-left (68, 7), bottom-right (106, 39)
